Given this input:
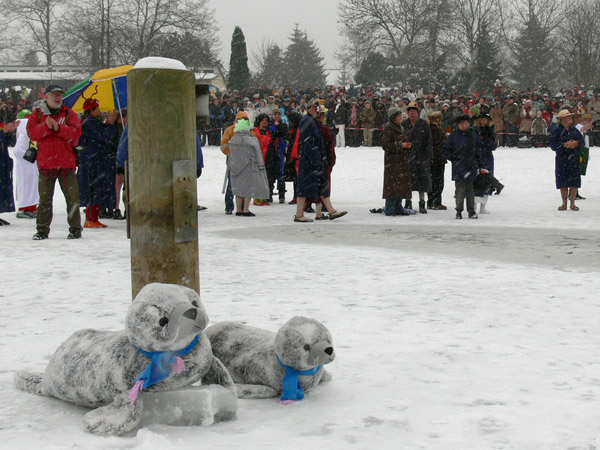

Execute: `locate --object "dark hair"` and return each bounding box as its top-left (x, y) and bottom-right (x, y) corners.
top-left (288, 111), bottom-right (302, 128)
top-left (254, 113), bottom-right (270, 128)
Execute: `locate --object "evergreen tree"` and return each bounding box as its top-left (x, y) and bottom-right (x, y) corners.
top-left (22, 50), bottom-right (40, 66)
top-left (228, 26), bottom-right (250, 91)
top-left (354, 52), bottom-right (389, 86)
top-left (282, 24), bottom-right (327, 87)
top-left (511, 14), bottom-right (553, 89)
top-left (258, 44), bottom-right (284, 87)
top-left (471, 21), bottom-right (502, 92)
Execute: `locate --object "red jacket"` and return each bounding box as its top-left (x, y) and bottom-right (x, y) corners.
top-left (254, 127), bottom-right (271, 162)
top-left (27, 103), bottom-right (81, 170)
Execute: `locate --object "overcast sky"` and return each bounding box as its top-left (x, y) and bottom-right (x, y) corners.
top-left (213, 0), bottom-right (342, 82)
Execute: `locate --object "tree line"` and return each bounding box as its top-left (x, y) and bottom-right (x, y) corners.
top-left (338, 0), bottom-right (600, 91)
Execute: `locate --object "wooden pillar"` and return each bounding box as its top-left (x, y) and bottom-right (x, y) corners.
top-left (128, 58), bottom-right (199, 299)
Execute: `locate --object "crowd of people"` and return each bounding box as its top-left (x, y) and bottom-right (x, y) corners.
top-left (0, 79), bottom-right (594, 233)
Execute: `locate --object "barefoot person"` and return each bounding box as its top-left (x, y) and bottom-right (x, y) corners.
top-left (550, 109), bottom-right (584, 211)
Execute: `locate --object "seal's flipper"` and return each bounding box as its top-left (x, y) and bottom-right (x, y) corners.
top-left (201, 356), bottom-right (237, 396)
top-left (82, 393), bottom-right (142, 436)
top-left (14, 371), bottom-right (45, 395)
top-left (235, 384), bottom-right (279, 399)
top-left (319, 369), bottom-right (333, 383)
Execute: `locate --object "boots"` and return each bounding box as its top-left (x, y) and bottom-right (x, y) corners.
top-left (419, 200), bottom-right (427, 214)
top-left (479, 203), bottom-right (489, 214)
top-left (405, 199), bottom-right (412, 210)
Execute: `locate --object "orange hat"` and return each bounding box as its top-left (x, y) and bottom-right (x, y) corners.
top-left (235, 111), bottom-right (249, 121)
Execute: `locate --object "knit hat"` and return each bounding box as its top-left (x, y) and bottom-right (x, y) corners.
top-left (469, 105), bottom-right (480, 116)
top-left (271, 107), bottom-right (282, 115)
top-left (387, 107), bottom-right (401, 122)
top-left (235, 111), bottom-right (249, 121)
top-left (455, 113), bottom-right (471, 124)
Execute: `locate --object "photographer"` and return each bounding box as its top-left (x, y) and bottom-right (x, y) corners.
top-left (27, 85), bottom-right (82, 240)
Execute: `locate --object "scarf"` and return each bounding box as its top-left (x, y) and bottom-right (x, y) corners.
top-left (128, 335), bottom-right (200, 404)
top-left (276, 355), bottom-right (322, 402)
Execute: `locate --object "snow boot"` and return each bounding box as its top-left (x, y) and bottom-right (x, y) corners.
top-left (419, 200), bottom-right (427, 214)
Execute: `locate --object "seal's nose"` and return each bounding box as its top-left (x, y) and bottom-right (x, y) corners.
top-left (325, 347), bottom-right (334, 356)
top-left (183, 308), bottom-right (197, 321)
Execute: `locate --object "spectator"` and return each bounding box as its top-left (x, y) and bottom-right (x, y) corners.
top-left (490, 102), bottom-right (505, 147)
top-left (401, 102), bottom-right (433, 213)
top-left (360, 100), bottom-right (376, 147)
top-left (575, 113), bottom-right (593, 200)
top-left (13, 110), bottom-right (39, 219)
top-left (333, 99), bottom-right (347, 148)
top-left (473, 113), bottom-right (497, 214)
top-left (530, 110), bottom-right (549, 147)
top-left (0, 119), bottom-right (19, 225)
top-left (380, 107), bottom-right (411, 216)
top-left (227, 117), bottom-right (270, 217)
top-left (550, 109), bottom-right (584, 211)
top-left (443, 114), bottom-right (482, 220)
top-left (315, 104), bottom-right (338, 220)
top-left (502, 94), bottom-right (520, 147)
top-left (220, 111), bottom-right (251, 214)
top-left (293, 100), bottom-right (347, 222)
top-left (519, 99), bottom-right (536, 136)
top-left (77, 98), bottom-right (119, 228)
top-left (27, 85), bottom-right (83, 240)
top-left (427, 111), bottom-right (448, 210)
top-left (268, 107), bottom-right (290, 203)
top-left (254, 112), bottom-right (276, 204)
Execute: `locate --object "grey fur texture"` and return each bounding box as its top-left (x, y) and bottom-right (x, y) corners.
top-left (14, 283), bottom-right (236, 435)
top-left (206, 316), bottom-right (335, 399)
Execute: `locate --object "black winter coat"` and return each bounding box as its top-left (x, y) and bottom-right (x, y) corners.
top-left (443, 127), bottom-right (482, 183)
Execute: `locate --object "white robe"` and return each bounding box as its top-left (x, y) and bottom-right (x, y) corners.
top-left (12, 119), bottom-right (39, 208)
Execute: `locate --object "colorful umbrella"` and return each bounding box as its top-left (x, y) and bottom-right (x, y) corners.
top-left (63, 65), bottom-right (133, 114)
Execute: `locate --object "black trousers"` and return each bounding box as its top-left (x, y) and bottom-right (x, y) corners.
top-left (455, 181), bottom-right (475, 213)
top-left (428, 163), bottom-right (445, 208)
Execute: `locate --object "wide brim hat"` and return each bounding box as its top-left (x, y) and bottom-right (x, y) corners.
top-left (558, 109), bottom-right (573, 119)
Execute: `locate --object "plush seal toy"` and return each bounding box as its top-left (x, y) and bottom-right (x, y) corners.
top-left (14, 283), bottom-right (236, 435)
top-left (206, 316), bottom-right (335, 401)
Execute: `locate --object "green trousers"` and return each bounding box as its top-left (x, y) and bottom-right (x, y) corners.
top-left (37, 170), bottom-right (82, 235)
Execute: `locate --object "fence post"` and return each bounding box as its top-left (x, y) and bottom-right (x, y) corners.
top-left (127, 57), bottom-right (199, 299)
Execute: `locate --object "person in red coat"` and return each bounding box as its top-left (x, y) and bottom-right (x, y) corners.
top-left (27, 85), bottom-right (82, 240)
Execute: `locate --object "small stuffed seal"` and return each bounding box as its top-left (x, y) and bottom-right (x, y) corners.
top-left (14, 283), bottom-right (236, 435)
top-left (206, 316), bottom-right (335, 400)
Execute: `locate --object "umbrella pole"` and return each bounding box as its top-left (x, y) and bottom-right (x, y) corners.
top-left (112, 78), bottom-right (125, 125)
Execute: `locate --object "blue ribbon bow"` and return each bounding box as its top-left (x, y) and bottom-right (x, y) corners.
top-left (134, 335), bottom-right (200, 389)
top-left (276, 355), bottom-right (322, 401)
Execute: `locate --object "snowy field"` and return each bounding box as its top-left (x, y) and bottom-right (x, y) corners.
top-left (2, 145), bottom-right (600, 450)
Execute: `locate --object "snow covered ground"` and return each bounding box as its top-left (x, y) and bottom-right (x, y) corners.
top-left (1, 145), bottom-right (599, 450)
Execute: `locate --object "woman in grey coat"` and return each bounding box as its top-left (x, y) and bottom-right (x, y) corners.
top-left (228, 118), bottom-right (270, 216)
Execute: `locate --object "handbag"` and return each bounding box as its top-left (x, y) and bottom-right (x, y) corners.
top-left (23, 145), bottom-right (38, 164)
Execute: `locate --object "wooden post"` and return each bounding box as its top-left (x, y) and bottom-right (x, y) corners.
top-left (128, 58), bottom-right (199, 299)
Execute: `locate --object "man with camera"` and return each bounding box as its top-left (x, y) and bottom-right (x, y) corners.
top-left (27, 84), bottom-right (83, 240)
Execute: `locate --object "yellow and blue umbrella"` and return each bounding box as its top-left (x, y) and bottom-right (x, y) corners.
top-left (64, 65), bottom-right (133, 114)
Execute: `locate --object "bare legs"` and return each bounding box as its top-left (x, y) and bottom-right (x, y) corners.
top-left (559, 187), bottom-right (579, 211)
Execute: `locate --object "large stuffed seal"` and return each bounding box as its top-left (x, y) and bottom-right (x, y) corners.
top-left (206, 316), bottom-right (335, 401)
top-left (14, 283), bottom-right (236, 435)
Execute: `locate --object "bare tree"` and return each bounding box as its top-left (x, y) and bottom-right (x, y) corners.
top-left (0, 0), bottom-right (63, 66)
top-left (59, 0), bottom-right (127, 67)
top-left (559, 0), bottom-right (600, 87)
top-left (118, 0), bottom-right (219, 62)
top-left (338, 0), bottom-right (436, 80)
top-left (449, 0), bottom-right (500, 65)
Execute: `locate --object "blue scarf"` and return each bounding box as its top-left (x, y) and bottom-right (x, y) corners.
top-left (135, 335), bottom-right (199, 389)
top-left (276, 355), bottom-right (322, 401)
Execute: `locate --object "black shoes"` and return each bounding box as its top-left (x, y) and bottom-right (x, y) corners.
top-left (67, 230), bottom-right (82, 239)
top-left (468, 211), bottom-right (478, 219)
top-left (494, 183), bottom-right (504, 195)
top-left (575, 193), bottom-right (585, 200)
top-left (456, 212), bottom-right (462, 219)
top-left (113, 209), bottom-right (125, 220)
top-left (0, 218), bottom-right (10, 226)
top-left (32, 231), bottom-right (49, 240)
top-left (419, 201), bottom-right (427, 214)
top-left (242, 211), bottom-right (255, 217)
top-left (99, 208), bottom-right (112, 219)
top-left (405, 200), bottom-right (413, 210)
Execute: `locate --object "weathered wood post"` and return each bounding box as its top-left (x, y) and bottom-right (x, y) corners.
top-left (128, 57), bottom-right (199, 299)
